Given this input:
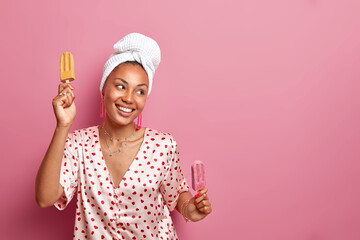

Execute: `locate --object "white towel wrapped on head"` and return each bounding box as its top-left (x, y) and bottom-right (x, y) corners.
top-left (100, 32), bottom-right (161, 95)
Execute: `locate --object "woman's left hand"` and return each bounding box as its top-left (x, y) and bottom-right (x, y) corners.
top-left (187, 187), bottom-right (212, 221)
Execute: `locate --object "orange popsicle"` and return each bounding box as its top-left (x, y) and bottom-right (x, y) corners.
top-left (60, 52), bottom-right (75, 83)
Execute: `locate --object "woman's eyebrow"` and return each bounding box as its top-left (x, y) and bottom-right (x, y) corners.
top-left (115, 78), bottom-right (148, 87)
top-left (137, 83), bottom-right (148, 87)
top-left (115, 78), bottom-right (128, 84)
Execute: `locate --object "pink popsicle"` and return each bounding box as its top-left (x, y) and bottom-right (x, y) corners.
top-left (191, 160), bottom-right (206, 191)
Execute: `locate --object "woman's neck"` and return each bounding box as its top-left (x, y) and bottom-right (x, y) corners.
top-left (103, 119), bottom-right (136, 139)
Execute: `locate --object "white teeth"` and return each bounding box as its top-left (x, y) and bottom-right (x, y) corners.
top-left (117, 106), bottom-right (133, 113)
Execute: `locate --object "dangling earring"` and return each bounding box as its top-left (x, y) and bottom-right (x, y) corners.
top-left (100, 94), bottom-right (105, 118)
top-left (136, 113), bottom-right (142, 130)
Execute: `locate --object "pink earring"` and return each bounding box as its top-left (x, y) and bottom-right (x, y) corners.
top-left (100, 94), bottom-right (105, 118)
top-left (136, 113), bottom-right (142, 130)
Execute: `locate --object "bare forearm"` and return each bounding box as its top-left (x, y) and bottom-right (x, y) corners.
top-left (176, 191), bottom-right (193, 211)
top-left (175, 191), bottom-right (197, 221)
top-left (35, 126), bottom-right (70, 208)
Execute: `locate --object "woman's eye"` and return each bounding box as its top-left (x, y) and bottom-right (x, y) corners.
top-left (116, 85), bottom-right (125, 89)
top-left (137, 90), bottom-right (145, 95)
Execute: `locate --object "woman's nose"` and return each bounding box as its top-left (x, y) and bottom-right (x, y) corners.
top-left (122, 90), bottom-right (133, 103)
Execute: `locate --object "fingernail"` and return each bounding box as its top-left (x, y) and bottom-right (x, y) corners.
top-left (194, 202), bottom-right (196, 205)
top-left (196, 194), bottom-right (200, 198)
top-left (70, 84), bottom-right (75, 90)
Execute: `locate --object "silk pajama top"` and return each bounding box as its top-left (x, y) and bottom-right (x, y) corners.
top-left (54, 126), bottom-right (190, 240)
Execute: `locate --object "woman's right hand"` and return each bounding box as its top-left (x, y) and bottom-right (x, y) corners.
top-left (52, 82), bottom-right (76, 128)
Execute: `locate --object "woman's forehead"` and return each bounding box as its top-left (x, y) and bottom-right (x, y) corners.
top-left (108, 64), bottom-right (149, 86)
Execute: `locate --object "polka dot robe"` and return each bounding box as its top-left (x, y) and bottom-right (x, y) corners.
top-left (54, 126), bottom-right (189, 240)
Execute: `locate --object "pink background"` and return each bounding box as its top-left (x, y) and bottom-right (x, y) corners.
top-left (1, 0), bottom-right (360, 239)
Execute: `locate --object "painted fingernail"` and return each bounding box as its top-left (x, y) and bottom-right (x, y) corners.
top-left (194, 202), bottom-right (197, 205)
top-left (196, 194), bottom-right (200, 198)
top-left (70, 84), bottom-right (75, 89)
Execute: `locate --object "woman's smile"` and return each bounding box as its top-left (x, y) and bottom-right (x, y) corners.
top-left (115, 104), bottom-right (135, 117)
top-left (116, 104), bottom-right (134, 113)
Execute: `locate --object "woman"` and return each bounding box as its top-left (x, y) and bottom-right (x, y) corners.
top-left (35, 33), bottom-right (212, 240)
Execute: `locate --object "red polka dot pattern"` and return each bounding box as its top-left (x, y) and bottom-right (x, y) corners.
top-left (54, 126), bottom-right (189, 240)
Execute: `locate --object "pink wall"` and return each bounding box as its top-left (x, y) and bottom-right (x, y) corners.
top-left (1, 0), bottom-right (360, 239)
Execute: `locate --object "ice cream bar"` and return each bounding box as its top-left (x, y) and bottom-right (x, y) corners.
top-left (191, 160), bottom-right (206, 191)
top-left (60, 52), bottom-right (75, 83)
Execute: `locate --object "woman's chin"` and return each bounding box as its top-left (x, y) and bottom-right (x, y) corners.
top-left (105, 115), bottom-right (134, 127)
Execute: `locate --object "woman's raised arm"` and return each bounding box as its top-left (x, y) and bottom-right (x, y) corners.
top-left (35, 83), bottom-right (75, 208)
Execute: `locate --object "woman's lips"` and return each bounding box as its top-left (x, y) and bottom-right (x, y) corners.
top-left (116, 104), bottom-right (135, 117)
